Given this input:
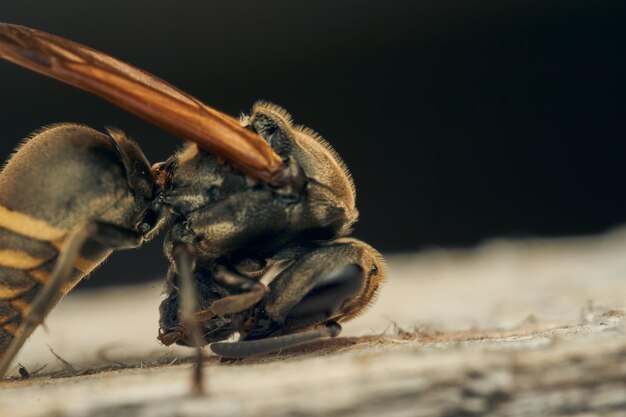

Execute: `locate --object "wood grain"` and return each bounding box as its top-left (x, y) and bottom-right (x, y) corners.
top-left (2, 228), bottom-right (626, 416)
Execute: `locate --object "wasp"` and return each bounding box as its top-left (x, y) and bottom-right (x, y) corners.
top-left (0, 23), bottom-right (386, 385)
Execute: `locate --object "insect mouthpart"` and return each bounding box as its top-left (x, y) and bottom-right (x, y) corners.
top-left (136, 196), bottom-right (170, 239)
top-left (151, 161), bottom-right (169, 189)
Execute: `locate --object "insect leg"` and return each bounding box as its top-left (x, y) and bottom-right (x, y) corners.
top-left (194, 264), bottom-right (266, 322)
top-left (172, 243), bottom-right (205, 396)
top-left (0, 221), bottom-right (142, 378)
top-left (209, 239), bottom-right (385, 359)
top-left (210, 321), bottom-right (341, 358)
top-left (258, 239), bottom-right (384, 336)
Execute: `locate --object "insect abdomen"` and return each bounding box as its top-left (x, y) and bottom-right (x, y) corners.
top-left (0, 209), bottom-right (66, 354)
top-left (0, 124), bottom-right (152, 359)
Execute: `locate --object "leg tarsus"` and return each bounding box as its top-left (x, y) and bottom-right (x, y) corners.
top-left (210, 321), bottom-right (341, 359)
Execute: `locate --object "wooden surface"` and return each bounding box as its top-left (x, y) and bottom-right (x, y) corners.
top-left (1, 229), bottom-right (626, 416)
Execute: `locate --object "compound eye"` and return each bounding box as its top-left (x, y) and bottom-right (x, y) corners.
top-left (251, 115), bottom-right (277, 136)
top-left (262, 124), bottom-right (278, 137)
top-left (251, 115), bottom-right (291, 158)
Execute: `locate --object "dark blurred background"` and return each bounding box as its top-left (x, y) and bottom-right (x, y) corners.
top-left (1, 1), bottom-right (625, 286)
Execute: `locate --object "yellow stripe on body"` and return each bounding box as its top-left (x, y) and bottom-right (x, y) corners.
top-left (0, 204), bottom-right (67, 242)
top-left (73, 256), bottom-right (97, 274)
top-left (0, 282), bottom-right (34, 300)
top-left (51, 239), bottom-right (101, 275)
top-left (0, 207), bottom-right (105, 302)
top-left (9, 299), bottom-right (30, 316)
top-left (2, 322), bottom-right (18, 336)
top-left (28, 269), bottom-right (50, 285)
top-left (0, 250), bottom-right (46, 299)
top-left (0, 309), bottom-right (17, 326)
top-left (31, 267), bottom-right (88, 289)
top-left (0, 250), bottom-right (46, 270)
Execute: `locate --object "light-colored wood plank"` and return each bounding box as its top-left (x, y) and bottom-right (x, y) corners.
top-left (2, 228), bottom-right (626, 416)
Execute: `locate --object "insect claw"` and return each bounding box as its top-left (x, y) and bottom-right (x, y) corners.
top-left (210, 322), bottom-right (341, 359)
top-left (157, 328), bottom-right (182, 346)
